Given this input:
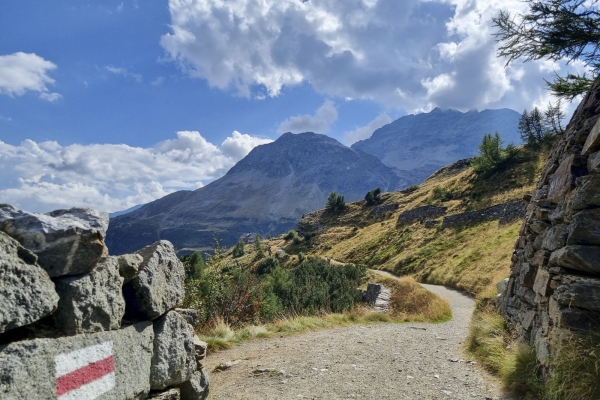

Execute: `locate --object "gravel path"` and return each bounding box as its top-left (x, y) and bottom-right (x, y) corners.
top-left (204, 279), bottom-right (514, 400)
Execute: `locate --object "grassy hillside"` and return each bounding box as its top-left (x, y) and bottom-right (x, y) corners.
top-left (278, 146), bottom-right (547, 298)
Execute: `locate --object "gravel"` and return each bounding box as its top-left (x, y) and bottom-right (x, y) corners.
top-left (204, 284), bottom-right (517, 400)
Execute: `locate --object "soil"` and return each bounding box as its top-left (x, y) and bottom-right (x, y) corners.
top-left (204, 280), bottom-right (516, 400)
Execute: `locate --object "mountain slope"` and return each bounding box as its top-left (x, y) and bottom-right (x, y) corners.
top-left (106, 132), bottom-right (407, 255)
top-left (352, 108), bottom-right (521, 184)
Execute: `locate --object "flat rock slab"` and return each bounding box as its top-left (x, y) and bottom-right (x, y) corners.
top-left (205, 284), bottom-right (513, 400)
top-left (0, 231), bottom-right (59, 333)
top-left (0, 321), bottom-right (154, 400)
top-left (0, 204), bottom-right (109, 277)
top-left (124, 240), bottom-right (185, 320)
top-left (53, 256), bottom-right (125, 335)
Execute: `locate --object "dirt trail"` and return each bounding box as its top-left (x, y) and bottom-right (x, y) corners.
top-left (204, 272), bottom-right (513, 400)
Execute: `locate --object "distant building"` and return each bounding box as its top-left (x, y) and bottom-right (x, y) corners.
top-left (239, 232), bottom-right (258, 244)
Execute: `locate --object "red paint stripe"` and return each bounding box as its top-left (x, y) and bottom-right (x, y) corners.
top-left (56, 355), bottom-right (114, 396)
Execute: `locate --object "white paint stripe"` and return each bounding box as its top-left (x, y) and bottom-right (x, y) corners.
top-left (57, 371), bottom-right (116, 400)
top-left (55, 341), bottom-right (113, 377)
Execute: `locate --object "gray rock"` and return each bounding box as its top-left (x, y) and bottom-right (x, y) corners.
top-left (0, 204), bottom-right (108, 277)
top-left (567, 209), bottom-right (600, 245)
top-left (362, 283), bottom-right (390, 313)
top-left (117, 253), bottom-right (144, 282)
top-left (547, 155), bottom-right (575, 203)
top-left (148, 388), bottom-right (181, 399)
top-left (581, 116), bottom-right (600, 154)
top-left (124, 240), bottom-right (185, 320)
top-left (555, 275), bottom-right (600, 312)
top-left (587, 150), bottom-right (600, 171)
top-left (541, 224), bottom-right (568, 251)
top-left (0, 231), bottom-right (59, 333)
top-left (533, 269), bottom-right (551, 296)
top-left (53, 256), bottom-right (125, 335)
top-left (549, 245), bottom-right (600, 274)
top-left (519, 263), bottom-right (537, 288)
top-left (151, 311), bottom-right (197, 390)
top-left (0, 321), bottom-right (153, 400)
top-left (572, 173), bottom-right (600, 210)
top-left (496, 278), bottom-right (509, 295)
top-left (177, 368), bottom-right (210, 400)
top-left (175, 308), bottom-right (201, 328)
top-left (193, 336), bottom-right (207, 368)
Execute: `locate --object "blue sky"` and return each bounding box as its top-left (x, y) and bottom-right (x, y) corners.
top-left (0, 0), bottom-right (587, 212)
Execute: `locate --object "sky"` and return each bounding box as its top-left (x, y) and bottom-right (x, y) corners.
top-left (0, 0), bottom-right (588, 213)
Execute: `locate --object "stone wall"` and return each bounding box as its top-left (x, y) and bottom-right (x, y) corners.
top-left (500, 77), bottom-right (600, 368)
top-left (441, 201), bottom-right (527, 228)
top-left (0, 204), bottom-right (209, 400)
top-left (396, 205), bottom-right (447, 225)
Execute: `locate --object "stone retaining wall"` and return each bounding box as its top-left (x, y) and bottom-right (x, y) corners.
top-left (396, 205), bottom-right (447, 225)
top-left (441, 201), bottom-right (526, 228)
top-left (500, 77), bottom-right (600, 369)
top-left (0, 204), bottom-right (209, 400)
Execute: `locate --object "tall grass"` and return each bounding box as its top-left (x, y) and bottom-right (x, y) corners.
top-left (467, 307), bottom-right (600, 400)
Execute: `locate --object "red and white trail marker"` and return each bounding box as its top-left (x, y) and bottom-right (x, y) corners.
top-left (54, 341), bottom-right (116, 400)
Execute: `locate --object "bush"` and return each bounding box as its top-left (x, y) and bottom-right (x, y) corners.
top-left (284, 229), bottom-right (299, 241)
top-left (365, 188), bottom-right (382, 206)
top-left (256, 257), bottom-right (279, 275)
top-left (402, 184), bottom-right (419, 194)
top-left (232, 239), bottom-right (245, 258)
top-left (471, 132), bottom-right (518, 174)
top-left (430, 186), bottom-right (460, 202)
top-left (326, 191), bottom-right (345, 212)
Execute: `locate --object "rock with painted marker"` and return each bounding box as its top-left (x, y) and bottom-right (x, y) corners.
top-left (0, 321), bottom-right (154, 400)
top-left (0, 204), bottom-right (109, 277)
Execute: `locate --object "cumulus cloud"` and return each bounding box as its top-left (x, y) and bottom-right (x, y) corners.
top-left (0, 130), bottom-right (268, 213)
top-left (105, 65), bottom-right (142, 83)
top-left (344, 113), bottom-right (392, 145)
top-left (0, 52), bottom-right (61, 101)
top-left (160, 0), bottom-right (584, 112)
top-left (221, 131), bottom-right (272, 159)
top-left (278, 100), bottom-right (338, 134)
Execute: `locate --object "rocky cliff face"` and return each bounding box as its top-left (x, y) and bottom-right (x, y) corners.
top-left (0, 204), bottom-right (209, 400)
top-left (500, 78), bottom-right (600, 368)
top-left (352, 108), bottom-right (521, 184)
top-left (106, 132), bottom-right (407, 255)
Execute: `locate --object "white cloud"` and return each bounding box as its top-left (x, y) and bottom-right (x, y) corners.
top-left (278, 100), bottom-right (338, 134)
top-left (160, 0), bottom-right (586, 113)
top-left (117, 2), bottom-right (124, 12)
top-left (105, 65), bottom-right (142, 83)
top-left (221, 131), bottom-right (273, 159)
top-left (0, 52), bottom-right (61, 101)
top-left (343, 113), bottom-right (392, 145)
top-left (0, 130), bottom-right (269, 213)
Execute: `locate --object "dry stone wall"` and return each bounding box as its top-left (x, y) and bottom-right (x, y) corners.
top-left (500, 77), bottom-right (600, 368)
top-left (0, 204), bottom-right (209, 400)
top-left (441, 201), bottom-right (526, 228)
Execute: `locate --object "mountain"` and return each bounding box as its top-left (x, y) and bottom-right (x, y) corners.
top-left (106, 132), bottom-right (407, 255)
top-left (351, 108), bottom-right (521, 184)
top-left (109, 204), bottom-right (143, 218)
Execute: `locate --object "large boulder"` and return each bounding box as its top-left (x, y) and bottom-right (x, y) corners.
top-left (53, 257), bottom-right (125, 335)
top-left (124, 241), bottom-right (185, 320)
top-left (177, 369), bottom-right (210, 400)
top-left (0, 321), bottom-right (154, 400)
top-left (0, 204), bottom-right (109, 277)
top-left (0, 232), bottom-right (59, 333)
top-left (151, 311), bottom-right (197, 390)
